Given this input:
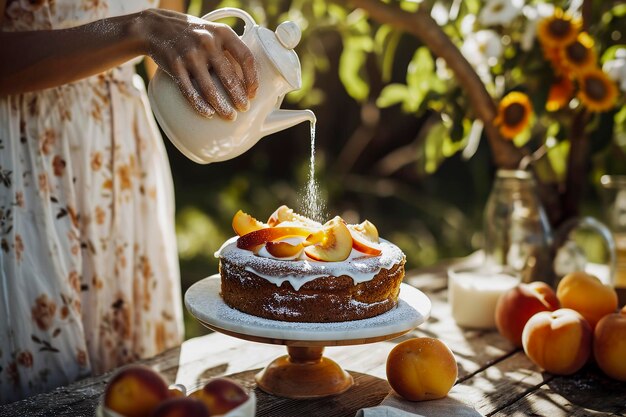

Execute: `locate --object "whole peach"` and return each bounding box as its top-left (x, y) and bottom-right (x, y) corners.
top-left (495, 282), bottom-right (560, 347)
top-left (104, 365), bottom-right (169, 417)
top-left (151, 398), bottom-right (210, 417)
top-left (594, 307), bottom-right (626, 381)
top-left (386, 337), bottom-right (458, 401)
top-left (556, 271), bottom-right (618, 329)
top-left (190, 378), bottom-right (249, 415)
top-left (522, 308), bottom-right (592, 375)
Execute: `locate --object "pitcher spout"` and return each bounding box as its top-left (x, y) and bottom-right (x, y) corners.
top-left (262, 109), bottom-right (316, 136)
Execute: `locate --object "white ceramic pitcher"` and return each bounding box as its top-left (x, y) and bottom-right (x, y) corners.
top-left (148, 8), bottom-right (315, 164)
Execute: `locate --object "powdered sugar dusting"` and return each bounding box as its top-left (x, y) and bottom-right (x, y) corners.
top-left (185, 276), bottom-right (431, 339)
top-left (300, 121), bottom-right (326, 222)
top-left (216, 237), bottom-right (405, 290)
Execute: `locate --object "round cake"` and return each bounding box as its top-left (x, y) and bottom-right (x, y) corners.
top-left (216, 207), bottom-right (406, 323)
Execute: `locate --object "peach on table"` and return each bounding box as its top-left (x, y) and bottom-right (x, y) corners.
top-left (556, 271), bottom-right (618, 329)
top-left (593, 306), bottom-right (626, 381)
top-left (495, 282), bottom-right (560, 347)
top-left (522, 308), bottom-right (592, 375)
top-left (386, 337), bottom-right (458, 402)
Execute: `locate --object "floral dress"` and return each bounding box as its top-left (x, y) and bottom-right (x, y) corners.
top-left (0, 0), bottom-right (184, 403)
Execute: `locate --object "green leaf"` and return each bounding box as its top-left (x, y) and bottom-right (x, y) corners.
top-left (376, 84), bottom-right (409, 108)
top-left (328, 4), bottom-right (348, 21)
top-left (381, 31), bottom-right (402, 83)
top-left (187, 0), bottom-right (202, 16)
top-left (346, 36), bottom-right (375, 53)
top-left (461, 0), bottom-right (482, 16)
top-left (374, 25), bottom-right (401, 83)
top-left (610, 3), bottom-right (626, 17)
top-left (601, 45), bottom-right (626, 64)
top-left (547, 140), bottom-right (570, 183)
top-left (404, 86), bottom-right (426, 113)
top-left (339, 47), bottom-right (370, 102)
top-left (400, 1), bottom-right (419, 12)
top-left (423, 122), bottom-right (450, 174)
top-left (407, 48), bottom-right (435, 89)
top-left (374, 24), bottom-right (393, 52)
top-left (312, 1), bottom-right (327, 18)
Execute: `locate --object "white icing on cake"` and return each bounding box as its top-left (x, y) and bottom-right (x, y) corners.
top-left (215, 236), bottom-right (405, 291)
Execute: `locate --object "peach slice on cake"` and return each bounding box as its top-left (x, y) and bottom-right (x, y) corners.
top-left (237, 226), bottom-right (315, 251)
top-left (348, 220), bottom-right (382, 256)
top-left (267, 205), bottom-right (322, 228)
top-left (232, 210), bottom-right (268, 237)
top-left (265, 241), bottom-right (304, 259)
top-left (304, 217), bottom-right (353, 262)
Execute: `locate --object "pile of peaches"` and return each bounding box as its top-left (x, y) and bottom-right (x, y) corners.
top-left (101, 365), bottom-right (253, 417)
top-left (232, 206), bottom-right (382, 261)
top-left (495, 271), bottom-right (625, 381)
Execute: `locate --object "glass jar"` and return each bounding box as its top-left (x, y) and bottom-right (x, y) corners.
top-left (483, 170), bottom-right (616, 285)
top-left (600, 174), bottom-right (626, 305)
top-left (483, 170), bottom-right (554, 283)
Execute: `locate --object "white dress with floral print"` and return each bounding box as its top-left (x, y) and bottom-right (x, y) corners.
top-left (0, 0), bottom-right (184, 403)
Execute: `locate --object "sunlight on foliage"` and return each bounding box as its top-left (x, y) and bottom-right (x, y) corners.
top-left (176, 207), bottom-right (227, 261)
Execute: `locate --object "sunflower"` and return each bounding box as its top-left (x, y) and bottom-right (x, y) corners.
top-left (577, 69), bottom-right (619, 112)
top-left (495, 92), bottom-right (534, 139)
top-left (560, 32), bottom-right (597, 75)
top-left (537, 8), bottom-right (581, 48)
top-left (546, 76), bottom-right (574, 111)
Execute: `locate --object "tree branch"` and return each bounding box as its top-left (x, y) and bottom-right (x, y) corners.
top-left (341, 0), bottom-right (524, 168)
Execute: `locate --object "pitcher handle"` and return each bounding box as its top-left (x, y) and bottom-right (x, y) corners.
top-left (555, 216), bottom-right (617, 286)
top-left (202, 8), bottom-right (256, 37)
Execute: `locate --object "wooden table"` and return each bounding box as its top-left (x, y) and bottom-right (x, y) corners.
top-left (2, 257), bottom-right (625, 417)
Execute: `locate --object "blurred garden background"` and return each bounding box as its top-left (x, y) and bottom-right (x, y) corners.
top-left (142, 0), bottom-right (626, 338)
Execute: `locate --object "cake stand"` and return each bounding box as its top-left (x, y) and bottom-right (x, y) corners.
top-left (185, 275), bottom-right (431, 399)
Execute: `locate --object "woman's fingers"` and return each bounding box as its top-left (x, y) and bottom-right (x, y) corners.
top-left (149, 13), bottom-right (260, 119)
top-left (189, 60), bottom-right (237, 120)
top-left (172, 61), bottom-right (215, 118)
top-left (221, 31), bottom-right (259, 99)
top-left (210, 52), bottom-right (249, 112)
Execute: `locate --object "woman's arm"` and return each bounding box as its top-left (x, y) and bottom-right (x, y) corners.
top-left (0, 6), bottom-right (258, 119)
top-left (145, 0), bottom-right (186, 78)
top-left (0, 13), bottom-right (145, 94)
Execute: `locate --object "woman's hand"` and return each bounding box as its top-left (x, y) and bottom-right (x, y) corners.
top-left (137, 9), bottom-right (259, 119)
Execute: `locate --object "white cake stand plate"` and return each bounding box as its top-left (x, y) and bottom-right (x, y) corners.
top-left (185, 275), bottom-right (431, 399)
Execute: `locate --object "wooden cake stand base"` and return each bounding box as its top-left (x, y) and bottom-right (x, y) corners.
top-left (256, 346), bottom-right (352, 398)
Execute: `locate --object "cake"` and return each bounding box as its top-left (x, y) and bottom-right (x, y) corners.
top-left (216, 206), bottom-right (406, 323)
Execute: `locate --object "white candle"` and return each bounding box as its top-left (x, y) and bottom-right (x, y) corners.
top-left (448, 268), bottom-right (520, 329)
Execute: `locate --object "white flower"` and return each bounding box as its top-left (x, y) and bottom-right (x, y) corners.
top-left (461, 30), bottom-right (502, 85)
top-left (520, 3), bottom-right (555, 51)
top-left (461, 14), bottom-right (477, 36)
top-left (479, 0), bottom-right (523, 27)
top-left (603, 49), bottom-right (626, 93)
top-left (431, 2), bottom-right (449, 26)
top-left (435, 57), bottom-right (453, 81)
top-left (461, 30), bottom-right (503, 68)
